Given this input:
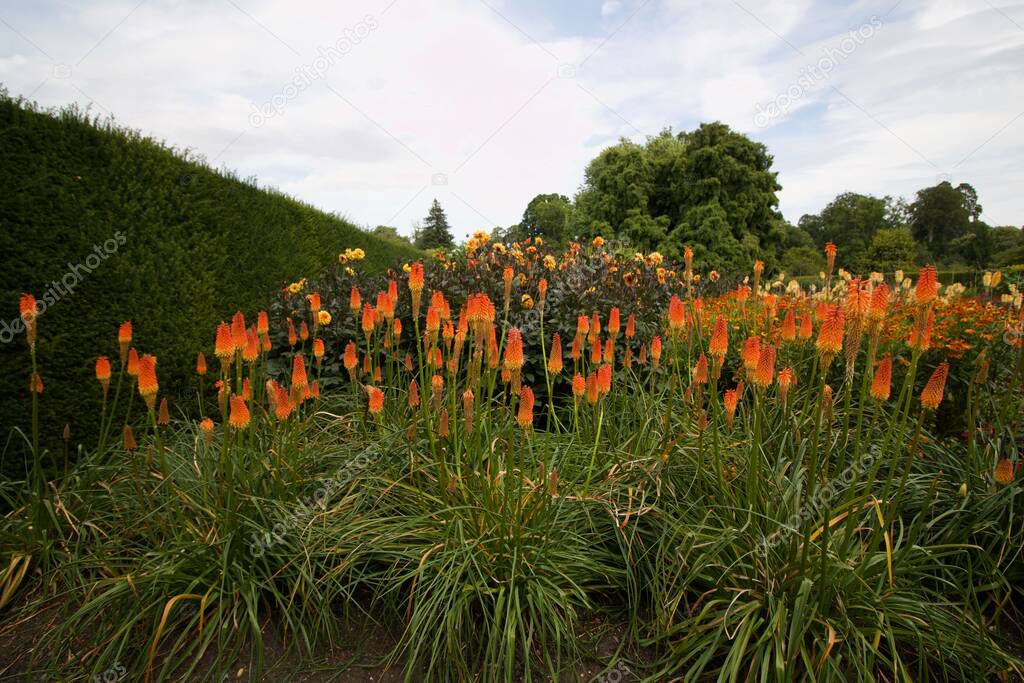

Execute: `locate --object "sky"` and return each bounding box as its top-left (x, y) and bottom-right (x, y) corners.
top-left (1, 0), bottom-right (1022, 240)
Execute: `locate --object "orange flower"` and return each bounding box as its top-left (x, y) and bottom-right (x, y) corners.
top-left (753, 344), bottom-right (776, 389)
top-left (367, 386), bottom-right (384, 415)
top-left (463, 389), bottom-right (474, 434)
top-left (777, 367), bottom-right (796, 401)
top-left (308, 380), bottom-right (320, 399)
top-left (243, 328), bottom-right (260, 363)
top-left (504, 327), bottom-right (524, 371)
top-left (231, 311), bottom-right (247, 352)
top-left (376, 291), bottom-right (395, 320)
top-left (597, 363), bottom-right (612, 394)
top-left (590, 311), bottom-right (602, 340)
top-left (350, 287), bottom-right (362, 313)
top-left (287, 319), bottom-right (298, 347)
top-left (667, 295), bottom-right (686, 335)
top-left (312, 338), bottom-right (325, 361)
top-left (343, 341), bottom-right (358, 375)
top-left (608, 307), bottom-right (621, 337)
top-left (425, 305), bottom-right (440, 336)
top-left (781, 309), bottom-right (796, 342)
top-left (215, 322), bottom-right (234, 360)
top-left (816, 305), bottom-right (844, 366)
top-left (572, 373), bottom-right (586, 400)
top-left (920, 362), bottom-right (949, 411)
top-left (693, 354), bottom-right (708, 385)
top-left (299, 321), bottom-right (309, 342)
top-left (127, 348), bottom-right (140, 376)
top-left (95, 356), bottom-right (111, 390)
top-left (915, 265), bottom-right (938, 305)
top-left (158, 398), bottom-right (170, 426)
top-left (118, 320), bottom-right (132, 360)
top-left (257, 310), bottom-right (270, 336)
top-left (408, 262), bottom-right (424, 296)
top-left (292, 354), bottom-right (308, 391)
top-left (199, 418), bottom-right (214, 443)
top-left (741, 336), bottom-right (760, 372)
top-left (229, 394), bottom-right (250, 429)
top-left (585, 373), bottom-right (600, 405)
top-left (29, 372), bottom-right (43, 394)
top-left (824, 242), bottom-right (837, 274)
top-left (869, 284), bottom-right (889, 322)
top-left (503, 266), bottom-right (514, 301)
top-left (871, 356), bottom-right (892, 401)
top-left (723, 389), bottom-right (739, 428)
top-left (307, 293), bottom-right (321, 312)
top-left (548, 333), bottom-right (563, 374)
top-left (408, 379), bottom-right (420, 408)
top-left (651, 336), bottom-right (662, 368)
top-left (845, 279), bottom-right (870, 319)
top-left (538, 278), bottom-right (548, 306)
top-left (709, 316), bottom-right (728, 358)
top-left (196, 352), bottom-right (207, 375)
top-left (994, 458), bottom-right (1014, 485)
top-left (799, 313), bottom-right (813, 340)
top-left (590, 334), bottom-right (602, 364)
top-left (362, 304), bottom-right (377, 337)
top-left (908, 309), bottom-right (934, 352)
top-left (19, 293), bottom-right (37, 322)
top-left (275, 385), bottom-right (293, 420)
top-left (137, 354), bottom-right (159, 409)
top-left (438, 409), bottom-right (450, 437)
top-left (430, 374), bottom-right (444, 409)
top-left (123, 425), bottom-right (137, 451)
top-left (517, 386), bottom-right (535, 429)
top-left (625, 313), bottom-right (636, 339)
top-left (576, 315), bottom-right (590, 339)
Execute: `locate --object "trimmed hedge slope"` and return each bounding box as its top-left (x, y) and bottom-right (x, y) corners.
top-left (0, 93), bottom-right (420, 468)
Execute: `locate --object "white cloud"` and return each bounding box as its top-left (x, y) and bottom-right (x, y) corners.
top-left (0, 0), bottom-right (1021, 239)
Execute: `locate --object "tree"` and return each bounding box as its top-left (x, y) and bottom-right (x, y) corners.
top-left (866, 227), bottom-right (917, 273)
top-left (949, 222), bottom-right (993, 268)
top-left (991, 225), bottom-right (1024, 255)
top-left (517, 193), bottom-right (571, 243)
top-left (956, 182), bottom-right (982, 221)
top-left (414, 199), bottom-right (454, 250)
top-left (910, 181), bottom-right (970, 258)
top-left (371, 225), bottom-right (412, 244)
top-left (780, 246), bottom-right (825, 276)
top-left (798, 192), bottom-right (891, 271)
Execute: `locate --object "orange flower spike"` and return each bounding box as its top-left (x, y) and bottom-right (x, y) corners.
top-left (408, 262), bottom-right (424, 305)
top-left (723, 389), bottom-right (739, 428)
top-left (503, 266), bottom-right (514, 301)
top-left (908, 309), bottom-right (934, 352)
top-left (367, 386), bottom-right (384, 415)
top-left (19, 293), bottom-right (37, 323)
top-left (29, 372), bottom-right (43, 394)
top-left (137, 354), bottom-right (159, 409)
top-left (608, 307), bottom-right (621, 337)
top-left (538, 278), bottom-right (548, 308)
top-left (590, 311), bottom-right (602, 340)
top-left (158, 398), bottom-right (171, 426)
top-left (215, 322), bottom-right (234, 361)
top-left (307, 293), bottom-right (321, 312)
top-left (994, 458), bottom-right (1014, 485)
top-left (117, 320), bottom-right (132, 361)
top-left (603, 338), bottom-right (615, 364)
top-left (463, 389), bottom-right (475, 434)
top-left (799, 313), bottom-right (813, 340)
top-left (869, 283), bottom-right (889, 322)
top-left (915, 265), bottom-right (938, 306)
top-left (709, 316), bottom-right (728, 358)
top-left (777, 367), bottom-right (796, 401)
top-left (229, 394), bottom-right (251, 429)
top-left (312, 338), bottom-right (325, 362)
top-left (625, 313), bottom-right (636, 340)
top-left (199, 418), bottom-right (215, 443)
top-left (650, 336), bottom-right (662, 368)
top-left (920, 361), bottom-right (949, 411)
top-left (231, 311), bottom-right (247, 352)
top-left (598, 363), bottom-right (613, 395)
top-left (871, 356), bottom-right (892, 402)
top-left (572, 373), bottom-right (586, 400)
top-left (693, 354), bottom-right (708, 385)
top-left (95, 356), bottom-right (112, 391)
top-left (548, 333), bottom-right (563, 374)
top-left (425, 305), bottom-right (440, 335)
top-left (299, 321), bottom-right (310, 342)
top-left (824, 242), bottom-right (837, 275)
top-left (126, 348), bottom-right (140, 377)
top-left (570, 334), bottom-right (582, 362)
top-left (196, 352), bottom-right (208, 376)
top-left (362, 304), bottom-right (377, 338)
top-left (517, 386), bottom-right (535, 429)
top-left (275, 386), bottom-right (293, 420)
top-left (388, 279), bottom-right (399, 307)
top-left (781, 309), bottom-right (796, 342)
top-left (123, 425), bottom-right (137, 451)
top-left (754, 344), bottom-right (776, 389)
top-left (308, 381), bottom-right (321, 399)
top-left (343, 341), bottom-right (358, 375)
top-left (576, 315), bottom-right (590, 339)
top-left (350, 287), bottom-right (362, 313)
top-left (257, 311), bottom-right (269, 336)
top-left (816, 305), bottom-right (845, 366)
top-left (590, 334), bottom-right (602, 364)
top-left (243, 328), bottom-right (260, 363)
top-left (393, 318), bottom-right (403, 342)
top-left (667, 295), bottom-right (686, 335)
top-left (292, 354), bottom-right (308, 391)
top-left (585, 373), bottom-right (600, 405)
top-left (430, 374), bottom-right (444, 409)
top-left (504, 327), bottom-right (525, 371)
top-left (741, 336), bottom-right (760, 372)
top-left (408, 379), bottom-right (420, 408)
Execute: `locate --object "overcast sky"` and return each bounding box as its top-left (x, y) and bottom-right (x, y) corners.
top-left (2, 0), bottom-right (1022, 240)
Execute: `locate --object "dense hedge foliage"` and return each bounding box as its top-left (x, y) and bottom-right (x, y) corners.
top-left (0, 93), bottom-right (420, 470)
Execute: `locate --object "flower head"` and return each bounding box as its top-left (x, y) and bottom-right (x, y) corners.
top-left (517, 386), bottom-right (535, 429)
top-left (137, 354), bottom-right (159, 408)
top-left (367, 386), bottom-right (384, 415)
top-left (994, 458), bottom-right (1014, 485)
top-left (548, 333), bottom-right (563, 374)
top-left (229, 395), bottom-right (250, 429)
top-left (915, 265), bottom-right (938, 305)
top-left (95, 356), bottom-right (111, 390)
top-left (871, 356), bottom-right (892, 402)
top-left (920, 361), bottom-right (949, 410)
top-left (709, 316), bottom-right (728, 358)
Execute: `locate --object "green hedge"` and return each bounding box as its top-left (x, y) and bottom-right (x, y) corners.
top-left (0, 93), bottom-right (420, 471)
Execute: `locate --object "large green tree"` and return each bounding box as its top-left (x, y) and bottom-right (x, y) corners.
top-left (909, 181), bottom-right (970, 258)
top-left (516, 193), bottom-right (571, 242)
top-left (415, 199), bottom-right (454, 250)
top-left (798, 192), bottom-right (893, 271)
top-left (571, 123), bottom-right (784, 272)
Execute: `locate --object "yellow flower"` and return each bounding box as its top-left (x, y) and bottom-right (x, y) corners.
top-left (317, 310), bottom-right (332, 325)
top-left (338, 253), bottom-right (348, 264)
top-left (543, 255), bottom-right (556, 270)
top-left (521, 294), bottom-right (534, 310)
top-left (287, 281), bottom-right (303, 294)
top-left (533, 236), bottom-right (543, 245)
top-left (647, 252), bottom-right (664, 266)
top-left (402, 263), bottom-right (412, 273)
top-left (345, 267), bottom-right (355, 276)
top-left (592, 236), bottom-right (605, 248)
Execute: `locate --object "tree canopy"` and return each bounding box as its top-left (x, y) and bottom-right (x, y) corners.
top-left (414, 199), bottom-right (454, 250)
